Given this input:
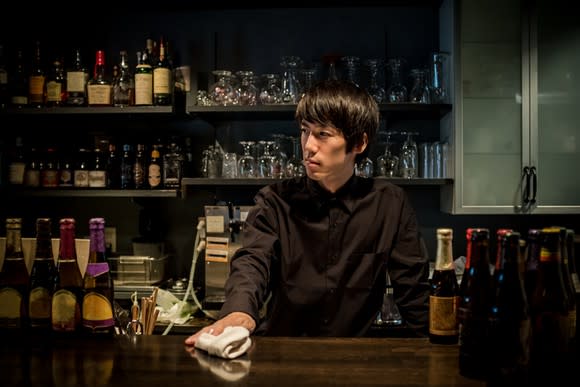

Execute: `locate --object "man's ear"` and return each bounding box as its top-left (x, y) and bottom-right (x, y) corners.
top-left (354, 133), bottom-right (368, 155)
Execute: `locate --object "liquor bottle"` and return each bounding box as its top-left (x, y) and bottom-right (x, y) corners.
top-left (529, 228), bottom-right (570, 381)
top-left (162, 141), bottom-right (183, 188)
top-left (153, 37), bottom-right (173, 106)
top-left (429, 227), bottom-right (459, 344)
top-left (0, 218), bottom-right (30, 330)
top-left (566, 229), bottom-right (579, 293)
top-left (28, 218), bottom-right (57, 331)
top-left (28, 40), bottom-right (45, 108)
top-left (66, 48), bottom-right (88, 106)
top-left (87, 50), bottom-right (112, 107)
top-left (133, 143), bottom-right (147, 189)
top-left (23, 146), bottom-right (41, 187)
top-left (524, 229), bottom-right (542, 303)
top-left (0, 44), bottom-right (8, 109)
top-left (45, 59), bottom-right (66, 107)
top-left (40, 147), bottom-right (59, 188)
top-left (120, 143), bottom-right (134, 189)
top-left (105, 142), bottom-right (120, 188)
top-left (10, 48), bottom-right (29, 108)
top-left (88, 147), bottom-right (107, 188)
top-left (113, 50), bottom-right (134, 107)
top-left (134, 50), bottom-right (153, 106)
top-left (458, 228), bottom-right (492, 380)
top-left (147, 145), bottom-right (162, 189)
top-left (73, 147), bottom-right (90, 188)
top-left (82, 217), bottom-right (115, 334)
top-left (8, 136), bottom-right (26, 185)
top-left (52, 218), bottom-right (84, 333)
top-left (487, 230), bottom-right (531, 386)
top-left (58, 146), bottom-right (74, 187)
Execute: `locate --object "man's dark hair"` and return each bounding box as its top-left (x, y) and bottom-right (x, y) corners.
top-left (295, 79), bottom-right (379, 163)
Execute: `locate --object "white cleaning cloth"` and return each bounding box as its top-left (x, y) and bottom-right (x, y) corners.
top-left (194, 326), bottom-right (252, 359)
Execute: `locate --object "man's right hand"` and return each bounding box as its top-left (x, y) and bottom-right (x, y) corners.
top-left (184, 312), bottom-right (256, 346)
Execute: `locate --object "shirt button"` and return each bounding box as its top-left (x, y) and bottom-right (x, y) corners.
top-left (329, 288), bottom-right (335, 294)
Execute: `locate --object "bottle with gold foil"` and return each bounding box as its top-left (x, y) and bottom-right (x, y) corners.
top-left (429, 228), bottom-right (459, 344)
top-left (82, 217), bottom-right (115, 334)
top-left (529, 227), bottom-right (570, 381)
top-left (458, 228), bottom-right (492, 380)
top-left (28, 218), bottom-right (57, 331)
top-left (52, 218), bottom-right (83, 333)
top-left (487, 230), bottom-right (531, 386)
top-left (153, 36), bottom-right (173, 106)
top-left (0, 218), bottom-right (30, 330)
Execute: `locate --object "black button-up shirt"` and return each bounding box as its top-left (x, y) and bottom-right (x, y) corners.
top-left (219, 175), bottom-right (429, 337)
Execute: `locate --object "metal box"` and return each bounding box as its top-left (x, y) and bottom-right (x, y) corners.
top-left (108, 255), bottom-right (169, 285)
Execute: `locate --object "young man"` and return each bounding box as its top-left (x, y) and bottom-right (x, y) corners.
top-left (185, 80), bottom-right (429, 343)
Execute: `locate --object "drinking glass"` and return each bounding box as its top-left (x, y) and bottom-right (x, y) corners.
top-left (279, 56), bottom-right (302, 104)
top-left (364, 58), bottom-right (386, 104)
top-left (355, 157), bottom-right (374, 178)
top-left (409, 68), bottom-right (431, 104)
top-left (257, 140), bottom-right (275, 178)
top-left (271, 134), bottom-right (288, 179)
top-left (238, 141), bottom-right (256, 178)
top-left (259, 74), bottom-right (281, 105)
top-left (222, 152), bottom-right (238, 178)
top-left (236, 70), bottom-right (258, 106)
top-left (430, 51), bottom-right (450, 104)
top-left (341, 56), bottom-right (361, 87)
top-left (285, 136), bottom-right (306, 177)
top-left (386, 58), bottom-right (407, 103)
top-left (399, 131), bottom-right (419, 178)
top-left (376, 131), bottom-right (399, 177)
top-left (209, 70), bottom-right (238, 106)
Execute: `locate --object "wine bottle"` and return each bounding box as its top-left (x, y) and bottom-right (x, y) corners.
top-left (134, 50), bottom-right (153, 106)
top-left (487, 230), bottom-right (531, 386)
top-left (554, 226), bottom-right (577, 348)
top-left (458, 227), bottom-right (492, 380)
top-left (0, 218), bottom-right (30, 330)
top-left (66, 48), bottom-right (88, 106)
top-left (82, 217), bottom-right (115, 334)
top-left (7, 136), bottom-right (26, 185)
top-left (429, 227), bottom-right (459, 344)
top-left (52, 218), bottom-right (84, 333)
top-left (0, 44), bottom-right (8, 109)
top-left (28, 40), bottom-right (45, 108)
top-left (45, 59), bottom-right (66, 107)
top-left (153, 37), bottom-right (172, 106)
top-left (120, 144), bottom-right (134, 189)
top-left (524, 229), bottom-right (542, 304)
top-left (9, 48), bottom-right (29, 108)
top-left (28, 218), bottom-right (57, 331)
top-left (529, 227), bottom-right (570, 381)
top-left (87, 50), bottom-right (112, 107)
top-left (133, 143), bottom-right (147, 189)
top-left (88, 146), bottom-right (107, 188)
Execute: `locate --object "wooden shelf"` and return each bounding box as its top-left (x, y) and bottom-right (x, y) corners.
top-left (181, 177), bottom-right (453, 187)
top-left (0, 187), bottom-right (179, 198)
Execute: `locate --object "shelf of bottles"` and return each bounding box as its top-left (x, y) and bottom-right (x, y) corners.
top-left (0, 186), bottom-right (179, 198)
top-left (181, 177), bottom-right (453, 187)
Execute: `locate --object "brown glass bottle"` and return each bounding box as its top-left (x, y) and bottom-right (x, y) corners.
top-left (28, 218), bottom-right (57, 331)
top-left (0, 218), bottom-right (30, 330)
top-left (52, 218), bottom-right (84, 333)
top-left (82, 217), bottom-right (115, 334)
top-left (529, 228), bottom-right (570, 381)
top-left (429, 228), bottom-right (459, 344)
top-left (524, 229), bottom-right (542, 303)
top-left (458, 228), bottom-right (492, 380)
top-left (553, 226), bottom-right (577, 347)
top-left (487, 231), bottom-right (531, 386)
top-left (28, 40), bottom-right (45, 108)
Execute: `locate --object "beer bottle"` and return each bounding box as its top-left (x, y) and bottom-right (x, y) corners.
top-left (29, 218), bottom-right (57, 331)
top-left (458, 228), bottom-right (492, 380)
top-left (52, 218), bottom-right (84, 333)
top-left (487, 230), bottom-right (531, 386)
top-left (82, 217), bottom-right (115, 334)
top-left (429, 228), bottom-right (459, 344)
top-left (0, 218), bottom-right (30, 330)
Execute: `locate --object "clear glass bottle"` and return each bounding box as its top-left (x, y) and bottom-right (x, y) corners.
top-left (113, 50), bottom-right (134, 107)
top-left (83, 217), bottom-right (115, 334)
top-left (374, 272), bottom-right (402, 327)
top-left (162, 141), bottom-right (183, 188)
top-left (52, 218), bottom-right (83, 333)
top-left (0, 218), bottom-right (30, 330)
top-left (429, 228), bottom-right (459, 344)
top-left (66, 48), bottom-right (88, 106)
top-left (133, 143), bottom-right (147, 189)
top-left (29, 218), bottom-right (57, 331)
top-left (87, 50), bottom-right (112, 106)
top-left (120, 143), bottom-right (134, 189)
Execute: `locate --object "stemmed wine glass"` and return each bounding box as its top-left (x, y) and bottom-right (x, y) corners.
top-left (399, 131), bottom-right (419, 178)
top-left (258, 140), bottom-right (275, 178)
top-left (238, 141), bottom-right (256, 178)
top-left (376, 130), bottom-right (399, 177)
top-left (285, 136), bottom-right (306, 177)
top-left (364, 58), bottom-right (386, 104)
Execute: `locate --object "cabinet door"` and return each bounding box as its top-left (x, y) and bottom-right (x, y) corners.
top-left (453, 0), bottom-right (525, 213)
top-left (531, 0), bottom-right (580, 212)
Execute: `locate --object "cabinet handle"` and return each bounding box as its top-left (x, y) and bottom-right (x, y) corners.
top-left (529, 166), bottom-right (537, 204)
top-left (522, 166), bottom-right (530, 204)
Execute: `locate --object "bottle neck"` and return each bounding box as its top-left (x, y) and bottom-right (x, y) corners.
top-left (5, 228), bottom-right (24, 257)
top-left (59, 226), bottom-right (77, 260)
top-left (434, 237), bottom-right (454, 270)
top-left (90, 229), bottom-right (106, 256)
top-left (35, 232), bottom-right (53, 260)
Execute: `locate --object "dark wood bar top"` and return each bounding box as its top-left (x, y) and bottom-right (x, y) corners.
top-left (0, 333), bottom-right (487, 386)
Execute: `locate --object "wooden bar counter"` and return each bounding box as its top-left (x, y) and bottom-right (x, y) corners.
top-left (0, 333), bottom-right (487, 386)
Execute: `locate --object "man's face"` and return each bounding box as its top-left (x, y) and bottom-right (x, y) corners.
top-left (300, 120), bottom-right (363, 191)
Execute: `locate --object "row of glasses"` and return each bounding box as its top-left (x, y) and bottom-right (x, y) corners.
top-left (238, 136), bottom-right (305, 179)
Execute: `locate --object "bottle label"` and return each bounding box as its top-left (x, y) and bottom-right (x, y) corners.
top-left (85, 262), bottom-right (110, 277)
top-left (29, 287), bottom-right (52, 321)
top-left (67, 71), bottom-right (86, 93)
top-left (429, 295), bottom-right (459, 335)
top-left (8, 162), bottom-right (26, 185)
top-left (153, 67), bottom-right (172, 94)
top-left (82, 292), bottom-right (115, 330)
top-left (89, 170), bottom-right (107, 187)
top-left (0, 287), bottom-right (23, 327)
top-left (87, 84), bottom-right (112, 105)
top-left (46, 81), bottom-right (62, 102)
top-left (24, 170), bottom-right (41, 187)
top-left (29, 75), bottom-right (45, 99)
top-left (74, 170), bottom-right (89, 187)
top-left (52, 289), bottom-right (80, 331)
top-left (148, 164), bottom-right (161, 188)
top-left (135, 73), bottom-right (153, 105)
top-left (41, 170), bottom-right (59, 187)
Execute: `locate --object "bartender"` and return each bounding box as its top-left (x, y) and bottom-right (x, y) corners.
top-left (185, 79), bottom-right (429, 344)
